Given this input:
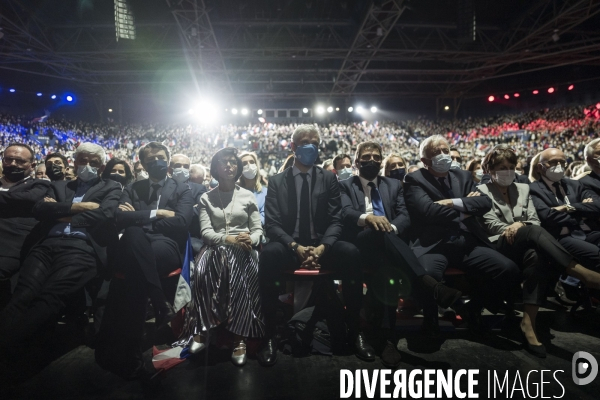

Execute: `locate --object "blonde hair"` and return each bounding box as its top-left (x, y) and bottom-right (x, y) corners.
top-left (529, 152), bottom-right (543, 182)
top-left (238, 151), bottom-right (262, 193)
top-left (382, 153), bottom-right (406, 175)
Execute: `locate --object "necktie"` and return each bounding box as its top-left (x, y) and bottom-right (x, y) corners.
top-left (149, 183), bottom-right (161, 208)
top-left (299, 173), bottom-right (311, 243)
top-left (552, 182), bottom-right (564, 205)
top-left (437, 177), bottom-right (455, 199)
top-left (367, 182), bottom-right (385, 216)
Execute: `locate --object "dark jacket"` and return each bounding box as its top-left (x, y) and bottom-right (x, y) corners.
top-left (32, 177), bottom-right (122, 270)
top-left (403, 168), bottom-right (493, 257)
top-left (339, 175), bottom-right (410, 242)
top-left (264, 166), bottom-right (342, 247)
top-left (0, 177), bottom-right (51, 260)
top-left (529, 178), bottom-right (600, 237)
top-left (577, 171), bottom-right (600, 197)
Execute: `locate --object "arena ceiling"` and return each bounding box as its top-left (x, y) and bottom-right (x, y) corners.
top-left (1, 0), bottom-right (600, 104)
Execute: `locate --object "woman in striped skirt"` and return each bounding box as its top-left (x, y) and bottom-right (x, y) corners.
top-left (177, 147), bottom-right (265, 366)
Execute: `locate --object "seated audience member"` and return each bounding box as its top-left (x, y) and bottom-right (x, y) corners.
top-left (478, 145), bottom-right (600, 358)
top-left (64, 166), bottom-right (76, 181)
top-left (45, 152), bottom-right (69, 181)
top-left (403, 135), bottom-right (519, 334)
top-left (407, 165), bottom-right (419, 174)
top-left (449, 147), bottom-right (462, 170)
top-left (480, 149), bottom-right (530, 185)
top-left (35, 164), bottom-right (49, 180)
top-left (466, 158), bottom-right (484, 184)
top-left (321, 158), bottom-right (334, 172)
top-left (177, 148), bottom-right (264, 367)
top-left (565, 160), bottom-right (583, 178)
top-left (95, 142), bottom-right (194, 379)
top-left (101, 158), bottom-right (133, 187)
top-left (515, 159), bottom-right (526, 176)
top-left (189, 163), bottom-right (207, 186)
top-left (382, 153), bottom-right (407, 182)
top-left (258, 125), bottom-right (367, 366)
top-left (578, 138), bottom-right (600, 196)
top-left (133, 161), bottom-right (148, 181)
top-left (340, 141), bottom-right (461, 367)
top-left (239, 151), bottom-right (267, 225)
top-left (0, 143), bottom-right (51, 306)
top-left (333, 153), bottom-right (353, 180)
top-left (529, 148), bottom-right (600, 272)
top-left (278, 154), bottom-right (296, 173)
top-left (0, 143), bottom-right (121, 356)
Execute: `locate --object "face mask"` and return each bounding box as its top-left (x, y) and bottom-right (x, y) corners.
top-left (47, 164), bottom-right (65, 181)
top-left (337, 167), bottom-right (353, 180)
top-left (2, 166), bottom-right (27, 182)
top-left (242, 163), bottom-right (258, 179)
top-left (493, 170), bottom-right (515, 187)
top-left (475, 169), bottom-right (484, 180)
top-left (136, 170), bottom-right (149, 181)
top-left (450, 161), bottom-right (461, 170)
top-left (76, 165), bottom-right (98, 182)
top-left (146, 159), bottom-right (168, 180)
top-left (294, 144), bottom-right (318, 166)
top-left (359, 161), bottom-right (381, 181)
top-left (203, 179), bottom-right (209, 187)
top-left (171, 167), bottom-right (190, 183)
top-left (109, 173), bottom-right (128, 185)
top-left (429, 153), bottom-right (452, 174)
top-left (544, 164), bottom-right (564, 182)
top-left (209, 178), bottom-right (219, 188)
top-left (389, 168), bottom-right (406, 181)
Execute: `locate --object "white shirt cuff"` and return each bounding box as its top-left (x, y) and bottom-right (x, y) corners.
top-left (358, 214), bottom-right (367, 227)
top-left (150, 210), bottom-right (157, 219)
top-left (452, 198), bottom-right (466, 212)
top-left (391, 224), bottom-right (398, 234)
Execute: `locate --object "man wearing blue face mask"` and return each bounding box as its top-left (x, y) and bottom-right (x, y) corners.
top-left (404, 135), bottom-right (520, 337)
top-left (258, 124), bottom-right (368, 366)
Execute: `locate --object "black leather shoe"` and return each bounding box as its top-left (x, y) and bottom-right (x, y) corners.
top-left (155, 302), bottom-right (177, 330)
top-left (257, 339), bottom-right (278, 367)
top-left (380, 340), bottom-right (402, 368)
top-left (520, 330), bottom-right (547, 358)
top-left (354, 333), bottom-right (375, 362)
top-left (421, 275), bottom-right (462, 309)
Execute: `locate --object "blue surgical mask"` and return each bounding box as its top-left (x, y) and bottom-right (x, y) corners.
top-left (337, 167), bottom-right (353, 180)
top-left (389, 168), bottom-right (406, 181)
top-left (294, 144), bottom-right (319, 166)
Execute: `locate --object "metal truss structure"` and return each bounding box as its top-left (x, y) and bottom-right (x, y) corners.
top-left (1, 0), bottom-right (599, 101)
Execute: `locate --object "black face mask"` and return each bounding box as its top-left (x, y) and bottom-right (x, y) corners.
top-left (389, 168), bottom-right (406, 181)
top-left (109, 173), bottom-right (128, 185)
top-left (47, 164), bottom-right (65, 181)
top-left (3, 166), bottom-right (27, 182)
top-left (359, 160), bottom-right (381, 181)
top-left (146, 159), bottom-right (168, 180)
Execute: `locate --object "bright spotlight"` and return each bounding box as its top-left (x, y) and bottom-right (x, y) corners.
top-left (348, 107), bottom-right (354, 112)
top-left (504, 94), bottom-right (510, 100)
top-left (356, 106), bottom-right (364, 113)
top-left (9, 89), bottom-right (15, 93)
top-left (488, 96), bottom-right (495, 102)
top-left (327, 106), bottom-right (333, 113)
top-left (335, 107), bottom-right (339, 111)
top-left (241, 108), bottom-right (249, 115)
top-left (37, 93), bottom-right (42, 97)
top-left (547, 87), bottom-right (555, 94)
top-left (514, 93), bottom-right (520, 98)
top-left (568, 84), bottom-right (574, 90)
top-left (316, 106), bottom-right (325, 115)
top-left (66, 95), bottom-right (73, 102)
top-left (257, 109), bottom-right (263, 115)
top-left (51, 95), bottom-right (57, 99)
top-left (188, 109), bottom-right (194, 115)
top-left (302, 108), bottom-right (309, 113)
top-left (444, 105), bottom-right (450, 111)
top-left (532, 90), bottom-right (539, 95)
top-left (108, 109), bottom-right (113, 113)
top-left (370, 106), bottom-right (377, 113)
top-left (232, 108), bottom-right (238, 115)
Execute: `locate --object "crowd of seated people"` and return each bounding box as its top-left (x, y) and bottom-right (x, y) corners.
top-left (1, 107), bottom-right (600, 380)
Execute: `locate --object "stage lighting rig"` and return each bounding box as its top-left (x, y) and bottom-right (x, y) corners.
top-left (114, 0), bottom-right (136, 41)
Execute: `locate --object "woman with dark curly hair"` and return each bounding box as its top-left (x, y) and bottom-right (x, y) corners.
top-left (102, 158), bottom-right (133, 187)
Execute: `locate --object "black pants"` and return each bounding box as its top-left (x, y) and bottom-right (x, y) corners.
top-left (497, 225), bottom-right (573, 306)
top-left (0, 237), bottom-right (97, 351)
top-left (558, 231), bottom-right (600, 271)
top-left (417, 232), bottom-right (519, 320)
top-left (0, 257), bottom-right (21, 309)
top-left (259, 240), bottom-right (362, 336)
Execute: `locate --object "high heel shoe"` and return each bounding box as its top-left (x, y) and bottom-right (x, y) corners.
top-left (189, 335), bottom-right (207, 354)
top-left (231, 341), bottom-right (247, 367)
top-left (520, 329), bottom-right (546, 358)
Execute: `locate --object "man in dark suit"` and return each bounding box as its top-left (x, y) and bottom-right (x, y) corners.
top-left (258, 125), bottom-right (367, 366)
top-left (169, 153), bottom-right (207, 253)
top-left (404, 135), bottom-right (519, 334)
top-left (0, 143), bottom-right (51, 306)
top-left (529, 148), bottom-right (600, 271)
top-left (0, 143), bottom-right (121, 355)
top-left (340, 141), bottom-right (462, 366)
top-left (95, 142), bottom-right (194, 379)
top-left (578, 138), bottom-right (600, 196)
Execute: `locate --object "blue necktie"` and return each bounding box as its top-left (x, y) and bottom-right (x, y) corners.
top-left (368, 182), bottom-right (385, 217)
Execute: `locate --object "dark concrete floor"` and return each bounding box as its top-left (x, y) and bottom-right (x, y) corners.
top-left (2, 304), bottom-right (600, 400)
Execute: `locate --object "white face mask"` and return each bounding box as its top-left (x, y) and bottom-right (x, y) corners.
top-left (136, 171), bottom-right (149, 181)
top-left (429, 153), bottom-right (452, 174)
top-left (475, 169), bottom-right (484, 180)
top-left (450, 161), bottom-right (461, 170)
top-left (493, 170), bottom-right (515, 187)
top-left (171, 167), bottom-right (190, 183)
top-left (77, 165), bottom-right (98, 182)
top-left (545, 164), bottom-right (565, 182)
top-left (242, 163), bottom-right (258, 179)
top-left (337, 167), bottom-right (353, 180)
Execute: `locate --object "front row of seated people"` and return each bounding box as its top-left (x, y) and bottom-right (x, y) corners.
top-left (2, 126), bottom-right (600, 377)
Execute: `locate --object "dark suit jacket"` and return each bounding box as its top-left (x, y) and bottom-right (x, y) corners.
top-left (529, 178), bottom-right (600, 237)
top-left (404, 168), bottom-right (493, 257)
top-left (264, 166), bottom-right (342, 247)
top-left (117, 177), bottom-right (194, 253)
top-left (339, 175), bottom-right (410, 242)
top-left (0, 178), bottom-right (51, 260)
top-left (578, 171), bottom-right (600, 197)
top-left (480, 173), bottom-right (530, 185)
top-left (187, 181), bottom-right (207, 238)
top-left (32, 177), bottom-right (122, 270)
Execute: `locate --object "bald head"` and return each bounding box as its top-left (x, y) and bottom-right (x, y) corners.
top-left (189, 164), bottom-right (206, 184)
top-left (539, 148), bottom-right (565, 163)
top-left (537, 148), bottom-right (567, 181)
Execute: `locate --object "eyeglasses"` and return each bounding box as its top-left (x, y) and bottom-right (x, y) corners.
top-left (217, 159), bottom-right (237, 166)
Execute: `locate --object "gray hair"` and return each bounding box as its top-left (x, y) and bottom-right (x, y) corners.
top-left (419, 135), bottom-right (448, 159)
top-left (190, 164), bottom-right (206, 178)
top-left (584, 138), bottom-right (600, 159)
top-left (292, 124), bottom-right (320, 144)
top-left (74, 143), bottom-right (106, 165)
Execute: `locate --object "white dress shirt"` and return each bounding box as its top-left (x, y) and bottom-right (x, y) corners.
top-left (356, 176), bottom-right (397, 234)
top-left (292, 166), bottom-right (317, 240)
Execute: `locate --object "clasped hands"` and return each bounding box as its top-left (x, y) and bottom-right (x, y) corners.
top-left (44, 197), bottom-right (100, 222)
top-left (501, 221), bottom-right (525, 245)
top-left (118, 202), bottom-right (175, 218)
top-left (295, 244), bottom-right (325, 270)
top-left (225, 232), bottom-right (253, 252)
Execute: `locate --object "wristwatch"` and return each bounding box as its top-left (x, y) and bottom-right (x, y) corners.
top-left (289, 242), bottom-right (299, 252)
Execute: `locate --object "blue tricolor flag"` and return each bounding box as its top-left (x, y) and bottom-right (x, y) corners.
top-left (173, 235), bottom-right (193, 312)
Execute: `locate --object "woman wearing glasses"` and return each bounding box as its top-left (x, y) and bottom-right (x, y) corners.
top-left (478, 145), bottom-right (600, 358)
top-left (177, 147), bottom-right (264, 366)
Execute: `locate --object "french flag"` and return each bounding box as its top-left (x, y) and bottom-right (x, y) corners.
top-left (173, 234), bottom-right (193, 312)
